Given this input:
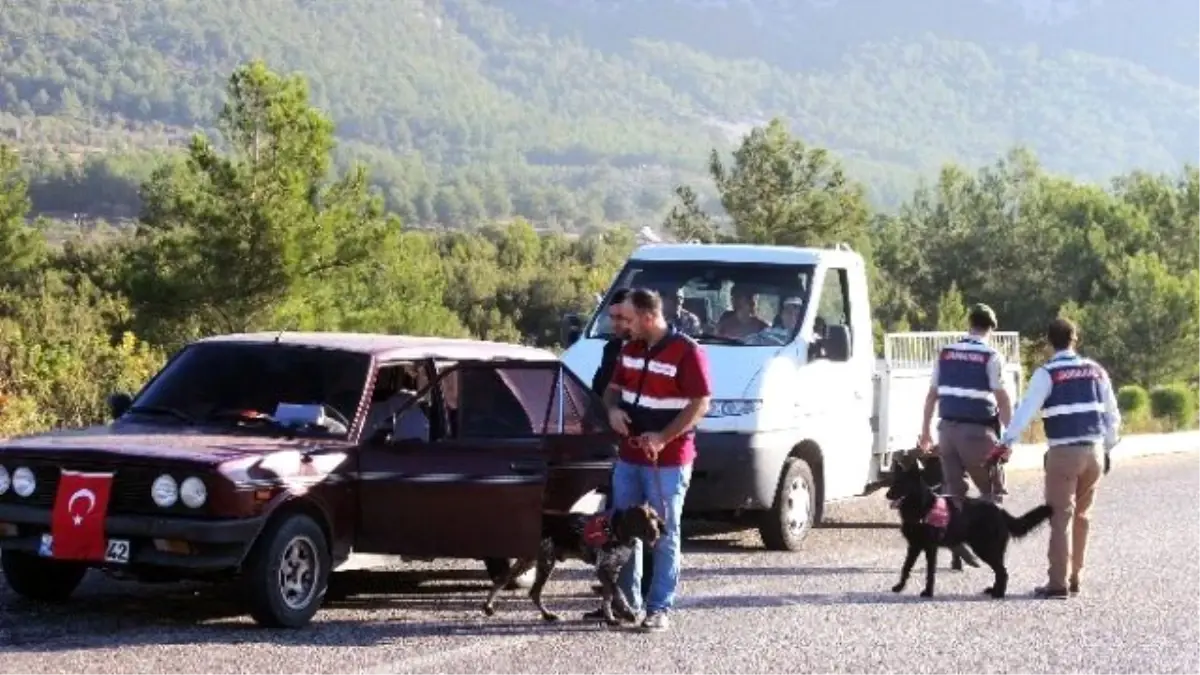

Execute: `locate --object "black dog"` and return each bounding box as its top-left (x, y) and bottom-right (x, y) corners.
top-left (886, 454), bottom-right (1051, 598)
top-left (482, 503), bottom-right (664, 625)
top-left (911, 452), bottom-right (983, 571)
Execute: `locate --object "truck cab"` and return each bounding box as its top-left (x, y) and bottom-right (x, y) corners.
top-left (561, 243), bottom-right (1022, 551)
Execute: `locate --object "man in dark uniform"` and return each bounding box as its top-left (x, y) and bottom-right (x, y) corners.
top-left (919, 303), bottom-right (1013, 502)
top-left (591, 288), bottom-right (630, 396)
top-left (918, 303), bottom-right (1013, 571)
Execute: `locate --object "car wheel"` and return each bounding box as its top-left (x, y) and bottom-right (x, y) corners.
top-left (758, 458), bottom-right (818, 552)
top-left (484, 558), bottom-right (535, 590)
top-left (244, 513), bottom-right (331, 628)
top-left (1, 549), bottom-right (87, 602)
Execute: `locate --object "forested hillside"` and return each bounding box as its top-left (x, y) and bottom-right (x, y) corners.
top-left (0, 0), bottom-right (1196, 227)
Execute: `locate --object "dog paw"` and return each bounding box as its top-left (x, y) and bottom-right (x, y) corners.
top-left (986, 588), bottom-right (1006, 599)
top-left (891, 583), bottom-right (905, 593)
top-left (481, 604), bottom-right (496, 617)
top-left (919, 589), bottom-right (934, 598)
top-left (604, 616), bottom-right (622, 627)
top-left (541, 612), bottom-right (562, 622)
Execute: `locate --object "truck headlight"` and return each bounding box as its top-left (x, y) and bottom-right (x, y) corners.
top-left (151, 474), bottom-right (178, 507)
top-left (179, 476), bottom-right (207, 508)
top-left (705, 399), bottom-right (764, 418)
top-left (0, 465), bottom-right (10, 495)
top-left (12, 467), bottom-right (35, 497)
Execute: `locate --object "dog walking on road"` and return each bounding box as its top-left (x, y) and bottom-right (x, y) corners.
top-left (886, 453), bottom-right (1052, 599)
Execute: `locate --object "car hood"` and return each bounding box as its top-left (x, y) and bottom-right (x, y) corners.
top-left (0, 422), bottom-right (348, 467)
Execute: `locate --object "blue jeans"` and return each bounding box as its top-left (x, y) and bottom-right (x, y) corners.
top-left (611, 459), bottom-right (692, 614)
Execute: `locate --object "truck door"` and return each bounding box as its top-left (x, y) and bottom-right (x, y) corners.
top-left (805, 263), bottom-right (875, 500)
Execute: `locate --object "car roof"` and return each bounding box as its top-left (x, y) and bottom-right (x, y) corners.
top-left (194, 332), bottom-right (560, 363)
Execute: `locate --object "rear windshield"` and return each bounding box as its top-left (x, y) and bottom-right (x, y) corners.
top-left (131, 342), bottom-right (371, 435)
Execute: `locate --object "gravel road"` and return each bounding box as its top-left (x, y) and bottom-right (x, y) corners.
top-left (2, 452), bottom-right (1197, 674)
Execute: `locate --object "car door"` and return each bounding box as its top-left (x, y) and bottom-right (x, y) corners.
top-left (354, 362), bottom-right (550, 559)
top-left (538, 365), bottom-right (619, 514)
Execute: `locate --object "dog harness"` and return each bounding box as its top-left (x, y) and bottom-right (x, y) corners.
top-left (583, 512), bottom-right (612, 547)
top-left (923, 496), bottom-right (951, 529)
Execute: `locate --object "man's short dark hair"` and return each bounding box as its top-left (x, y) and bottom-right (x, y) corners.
top-left (609, 287), bottom-right (630, 305)
top-left (1047, 318), bottom-right (1078, 351)
top-left (968, 303), bottom-right (998, 331)
top-left (627, 288), bottom-right (663, 315)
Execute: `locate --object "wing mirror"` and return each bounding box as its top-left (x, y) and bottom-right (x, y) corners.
top-left (107, 392), bottom-right (133, 419)
top-left (561, 313), bottom-right (584, 347)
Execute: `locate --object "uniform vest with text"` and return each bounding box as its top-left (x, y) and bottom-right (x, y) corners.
top-left (936, 337), bottom-right (998, 423)
top-left (1040, 353), bottom-right (1107, 445)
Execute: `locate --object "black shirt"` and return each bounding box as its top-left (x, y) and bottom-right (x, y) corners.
top-left (591, 338), bottom-right (624, 396)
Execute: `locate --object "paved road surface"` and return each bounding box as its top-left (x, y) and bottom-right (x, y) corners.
top-left (2, 453), bottom-right (1197, 674)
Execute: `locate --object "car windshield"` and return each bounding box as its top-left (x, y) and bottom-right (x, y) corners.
top-left (587, 261), bottom-right (816, 346)
top-left (130, 342), bottom-right (371, 436)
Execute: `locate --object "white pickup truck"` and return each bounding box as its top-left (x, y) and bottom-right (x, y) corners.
top-left (561, 243), bottom-right (1022, 551)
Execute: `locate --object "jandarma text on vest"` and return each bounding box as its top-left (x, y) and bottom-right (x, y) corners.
top-left (941, 350), bottom-right (989, 363)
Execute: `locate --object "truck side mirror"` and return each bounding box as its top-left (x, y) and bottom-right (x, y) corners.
top-left (824, 325), bottom-right (852, 362)
top-left (561, 313), bottom-right (584, 347)
top-left (107, 392), bottom-right (133, 419)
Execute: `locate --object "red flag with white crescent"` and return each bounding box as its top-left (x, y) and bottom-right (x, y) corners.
top-left (50, 470), bottom-right (114, 560)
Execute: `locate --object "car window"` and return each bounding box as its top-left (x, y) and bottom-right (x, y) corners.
top-left (132, 342), bottom-right (370, 436)
top-left (448, 363), bottom-right (610, 439)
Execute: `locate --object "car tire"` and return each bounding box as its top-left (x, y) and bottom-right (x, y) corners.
top-left (484, 558), bottom-right (536, 590)
top-left (758, 458), bottom-right (818, 552)
top-left (0, 549), bottom-right (87, 602)
top-left (243, 513), bottom-right (331, 628)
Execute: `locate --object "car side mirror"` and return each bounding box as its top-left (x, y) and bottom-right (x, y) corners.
top-left (107, 392), bottom-right (133, 419)
top-left (824, 325), bottom-right (852, 362)
top-left (561, 313), bottom-right (584, 347)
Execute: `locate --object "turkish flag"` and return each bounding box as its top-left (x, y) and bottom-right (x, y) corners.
top-left (50, 470), bottom-right (114, 561)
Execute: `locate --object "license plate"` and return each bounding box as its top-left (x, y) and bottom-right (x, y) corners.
top-left (104, 539), bottom-right (131, 564)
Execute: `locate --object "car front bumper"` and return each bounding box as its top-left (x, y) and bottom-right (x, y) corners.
top-left (0, 503), bottom-right (265, 571)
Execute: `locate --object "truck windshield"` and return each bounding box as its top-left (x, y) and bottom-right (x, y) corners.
top-left (130, 342), bottom-right (371, 436)
top-left (588, 261), bottom-right (816, 346)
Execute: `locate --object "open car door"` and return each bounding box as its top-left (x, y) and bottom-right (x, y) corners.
top-left (355, 360), bottom-right (611, 559)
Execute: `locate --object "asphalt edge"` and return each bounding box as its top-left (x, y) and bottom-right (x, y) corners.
top-left (1007, 430), bottom-right (1200, 471)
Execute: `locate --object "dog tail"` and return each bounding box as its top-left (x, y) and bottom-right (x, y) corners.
top-left (1004, 504), bottom-right (1053, 538)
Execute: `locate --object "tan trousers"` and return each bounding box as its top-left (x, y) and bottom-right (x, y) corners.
top-left (1043, 442), bottom-right (1104, 590)
top-left (938, 420), bottom-right (1006, 504)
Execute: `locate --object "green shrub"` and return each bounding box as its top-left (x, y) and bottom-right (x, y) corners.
top-left (1117, 385), bottom-right (1151, 421)
top-left (1149, 384), bottom-right (1198, 430)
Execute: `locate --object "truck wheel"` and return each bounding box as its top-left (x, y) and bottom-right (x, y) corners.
top-left (758, 458), bottom-right (818, 552)
top-left (484, 558), bottom-right (535, 590)
top-left (1, 549), bottom-right (87, 602)
top-left (244, 513), bottom-right (331, 628)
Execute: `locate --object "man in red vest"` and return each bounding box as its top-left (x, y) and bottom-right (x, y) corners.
top-left (603, 288), bottom-right (712, 633)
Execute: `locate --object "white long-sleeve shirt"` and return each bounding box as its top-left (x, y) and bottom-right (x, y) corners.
top-left (1000, 350), bottom-right (1121, 449)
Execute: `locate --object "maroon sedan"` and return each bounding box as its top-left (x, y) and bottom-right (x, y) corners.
top-left (0, 332), bottom-right (617, 627)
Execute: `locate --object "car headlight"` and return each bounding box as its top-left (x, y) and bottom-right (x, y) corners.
top-left (150, 474), bottom-right (178, 507)
top-left (705, 399), bottom-right (764, 418)
top-left (0, 465), bottom-right (9, 495)
top-left (12, 467), bottom-right (35, 497)
top-left (179, 476), bottom-right (207, 508)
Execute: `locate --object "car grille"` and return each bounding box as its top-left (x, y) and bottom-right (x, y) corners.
top-left (0, 459), bottom-right (211, 517)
